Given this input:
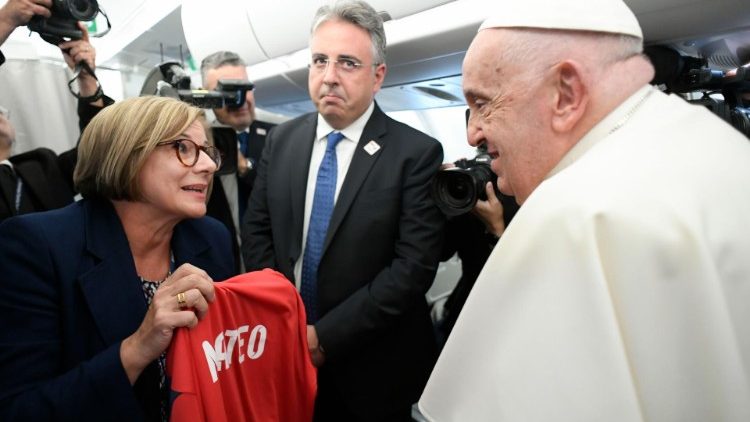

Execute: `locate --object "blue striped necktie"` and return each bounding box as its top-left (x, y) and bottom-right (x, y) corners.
top-left (237, 131), bottom-right (250, 156)
top-left (300, 131), bottom-right (345, 323)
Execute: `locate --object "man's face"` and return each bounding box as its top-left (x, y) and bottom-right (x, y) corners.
top-left (463, 29), bottom-right (551, 204)
top-left (308, 19), bottom-right (386, 130)
top-left (204, 65), bottom-right (256, 131)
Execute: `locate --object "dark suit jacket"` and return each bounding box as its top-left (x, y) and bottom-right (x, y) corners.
top-left (0, 198), bottom-right (235, 421)
top-left (206, 120), bottom-right (275, 273)
top-left (0, 148), bottom-right (74, 221)
top-left (242, 104), bottom-right (444, 418)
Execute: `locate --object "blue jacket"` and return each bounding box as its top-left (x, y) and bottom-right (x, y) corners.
top-left (0, 198), bottom-right (235, 421)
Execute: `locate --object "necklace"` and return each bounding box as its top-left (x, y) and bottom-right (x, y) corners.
top-left (608, 87), bottom-right (655, 135)
top-left (139, 270), bottom-right (172, 284)
top-left (138, 250), bottom-right (175, 284)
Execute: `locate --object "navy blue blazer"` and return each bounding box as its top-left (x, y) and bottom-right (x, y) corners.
top-left (0, 198), bottom-right (235, 421)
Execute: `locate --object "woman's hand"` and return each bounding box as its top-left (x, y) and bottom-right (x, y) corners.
top-left (119, 263), bottom-right (215, 384)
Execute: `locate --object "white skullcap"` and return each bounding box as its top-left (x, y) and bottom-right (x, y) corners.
top-left (479, 0), bottom-right (643, 39)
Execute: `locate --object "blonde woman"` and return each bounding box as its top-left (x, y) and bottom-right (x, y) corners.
top-left (0, 96), bottom-right (235, 421)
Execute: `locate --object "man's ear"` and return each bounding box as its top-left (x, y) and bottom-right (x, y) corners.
top-left (550, 60), bottom-right (587, 133)
top-left (372, 63), bottom-right (387, 93)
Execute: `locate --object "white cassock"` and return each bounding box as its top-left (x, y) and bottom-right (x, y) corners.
top-left (419, 85), bottom-right (750, 422)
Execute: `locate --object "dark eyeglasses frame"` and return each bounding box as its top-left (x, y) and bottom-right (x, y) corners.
top-left (156, 139), bottom-right (223, 169)
top-left (308, 56), bottom-right (379, 74)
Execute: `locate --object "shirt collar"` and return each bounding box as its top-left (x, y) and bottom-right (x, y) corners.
top-left (315, 101), bottom-right (375, 143)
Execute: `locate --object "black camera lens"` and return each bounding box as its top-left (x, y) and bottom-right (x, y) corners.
top-left (447, 178), bottom-right (470, 201)
top-left (59, 0), bottom-right (98, 21)
top-left (432, 171), bottom-right (476, 216)
top-left (432, 152), bottom-right (497, 216)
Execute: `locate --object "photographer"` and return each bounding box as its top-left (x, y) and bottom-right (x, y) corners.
top-left (0, 1), bottom-right (108, 216)
top-left (200, 51), bottom-right (274, 272)
top-left (433, 151), bottom-right (518, 346)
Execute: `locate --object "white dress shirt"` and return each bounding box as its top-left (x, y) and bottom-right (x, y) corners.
top-left (293, 102), bottom-right (375, 288)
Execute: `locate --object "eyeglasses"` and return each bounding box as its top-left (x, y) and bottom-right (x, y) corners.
top-left (308, 56), bottom-right (376, 74)
top-left (156, 139), bottom-right (222, 169)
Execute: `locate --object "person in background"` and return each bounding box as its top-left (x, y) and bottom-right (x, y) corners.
top-left (0, 96), bottom-right (234, 421)
top-left (242, 1), bottom-right (445, 420)
top-left (434, 177), bottom-right (518, 347)
top-left (419, 0), bottom-right (750, 420)
top-left (200, 51), bottom-right (275, 271)
top-left (0, 106), bottom-right (73, 221)
top-left (0, 0), bottom-right (112, 193)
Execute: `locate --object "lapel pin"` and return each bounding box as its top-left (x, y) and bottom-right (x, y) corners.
top-left (364, 140), bottom-right (381, 156)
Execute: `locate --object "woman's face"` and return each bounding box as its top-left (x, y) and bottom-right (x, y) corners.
top-left (138, 119), bottom-right (216, 220)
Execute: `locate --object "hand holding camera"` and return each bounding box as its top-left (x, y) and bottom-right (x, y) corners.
top-left (472, 181), bottom-right (506, 238)
top-left (0, 0), bottom-right (51, 30)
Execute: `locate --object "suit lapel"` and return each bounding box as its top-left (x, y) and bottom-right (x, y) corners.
top-left (289, 114), bottom-right (317, 261)
top-left (77, 199), bottom-right (147, 346)
top-left (324, 105), bottom-right (388, 251)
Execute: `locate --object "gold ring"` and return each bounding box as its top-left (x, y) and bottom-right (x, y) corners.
top-left (176, 292), bottom-right (187, 309)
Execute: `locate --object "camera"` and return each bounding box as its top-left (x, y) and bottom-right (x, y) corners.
top-left (140, 62), bottom-right (257, 176)
top-left (646, 46), bottom-right (750, 138)
top-left (178, 79), bottom-right (255, 109)
top-left (27, 0), bottom-right (100, 45)
top-left (214, 80), bottom-right (255, 109)
top-left (431, 151), bottom-right (496, 217)
top-left (142, 62), bottom-right (255, 110)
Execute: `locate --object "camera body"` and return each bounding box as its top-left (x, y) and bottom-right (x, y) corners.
top-left (646, 46), bottom-right (750, 138)
top-left (431, 152), bottom-right (495, 217)
top-left (178, 79), bottom-right (255, 109)
top-left (144, 62), bottom-right (256, 110)
top-left (27, 0), bottom-right (99, 45)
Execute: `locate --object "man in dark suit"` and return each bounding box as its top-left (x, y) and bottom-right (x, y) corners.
top-left (0, 108), bottom-right (73, 222)
top-left (200, 51), bottom-right (274, 273)
top-left (241, 1), bottom-right (444, 420)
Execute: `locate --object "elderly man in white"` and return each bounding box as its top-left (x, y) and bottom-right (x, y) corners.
top-left (418, 0), bottom-right (750, 421)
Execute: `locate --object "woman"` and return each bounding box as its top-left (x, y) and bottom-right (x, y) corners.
top-left (0, 96), bottom-right (235, 421)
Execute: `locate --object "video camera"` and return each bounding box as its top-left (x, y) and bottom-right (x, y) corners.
top-left (140, 61), bottom-right (257, 176)
top-left (646, 46), bottom-right (750, 138)
top-left (431, 149), bottom-right (496, 217)
top-left (142, 62), bottom-right (255, 110)
top-left (27, 0), bottom-right (109, 45)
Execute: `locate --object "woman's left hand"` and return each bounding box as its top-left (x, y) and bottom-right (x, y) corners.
top-left (119, 263), bottom-right (215, 384)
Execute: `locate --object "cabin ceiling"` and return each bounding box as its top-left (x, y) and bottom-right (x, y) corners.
top-left (12, 0), bottom-right (748, 117)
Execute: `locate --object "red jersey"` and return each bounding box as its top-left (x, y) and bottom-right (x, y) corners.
top-left (167, 269), bottom-right (316, 422)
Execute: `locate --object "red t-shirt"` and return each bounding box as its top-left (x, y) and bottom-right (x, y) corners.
top-left (167, 269), bottom-right (316, 422)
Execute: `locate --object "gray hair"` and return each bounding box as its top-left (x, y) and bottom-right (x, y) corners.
top-left (311, 0), bottom-right (387, 65)
top-left (200, 51), bottom-right (247, 86)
